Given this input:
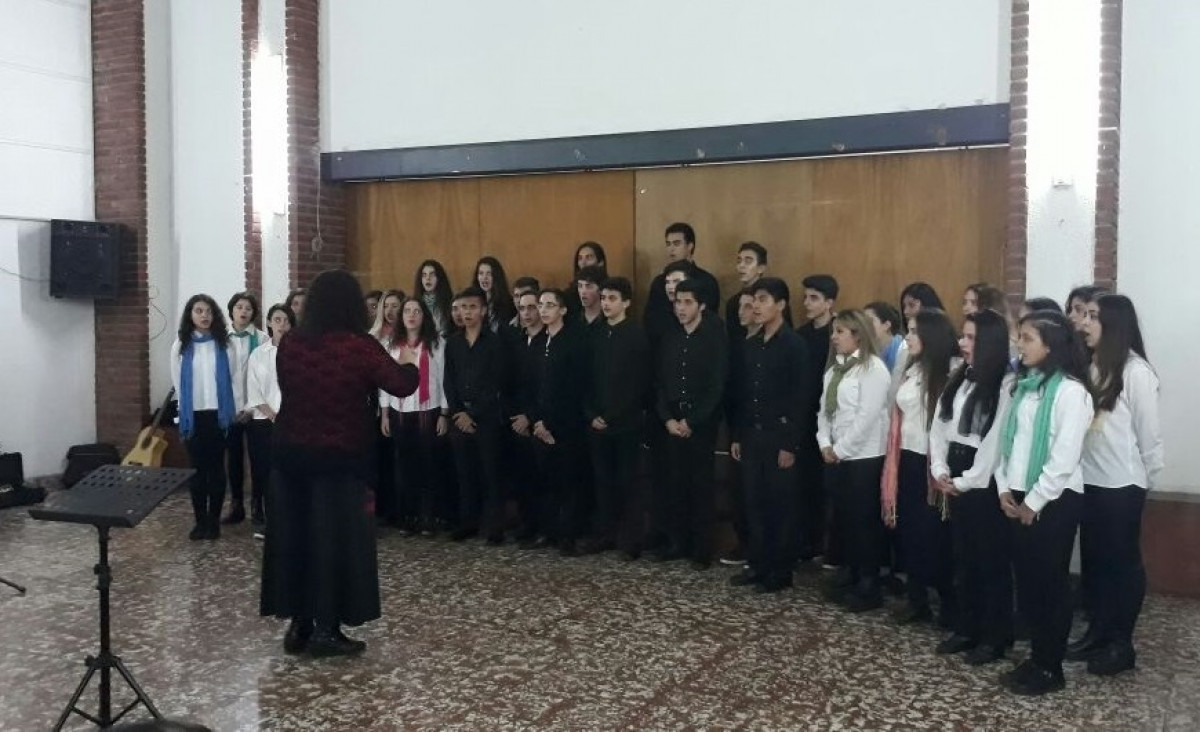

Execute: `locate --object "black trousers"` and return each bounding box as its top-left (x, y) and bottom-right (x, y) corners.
top-left (663, 422), bottom-right (718, 562)
top-left (535, 432), bottom-right (587, 543)
top-left (742, 429), bottom-right (800, 580)
top-left (590, 428), bottom-right (644, 552)
top-left (828, 455), bottom-right (886, 582)
top-left (393, 409), bottom-right (445, 525)
top-left (1080, 485), bottom-right (1147, 646)
top-left (260, 466), bottom-right (380, 628)
top-left (450, 418), bottom-right (505, 536)
top-left (1014, 489), bottom-right (1082, 672)
top-left (896, 450), bottom-right (954, 606)
top-left (512, 431), bottom-right (549, 537)
top-left (947, 442), bottom-right (1013, 647)
top-left (226, 421), bottom-right (247, 506)
top-left (245, 419), bottom-right (273, 518)
top-left (646, 416), bottom-right (671, 550)
top-left (185, 410), bottom-right (227, 528)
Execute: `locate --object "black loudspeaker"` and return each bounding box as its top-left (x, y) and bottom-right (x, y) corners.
top-left (49, 219), bottom-right (124, 299)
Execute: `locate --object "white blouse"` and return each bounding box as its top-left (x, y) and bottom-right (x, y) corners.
top-left (1081, 356), bottom-right (1164, 490)
top-left (887, 339), bottom-right (910, 406)
top-left (381, 339), bottom-right (448, 414)
top-left (816, 352), bottom-right (891, 461)
top-left (995, 377), bottom-right (1094, 514)
top-left (245, 342), bottom-right (280, 420)
top-left (929, 372), bottom-right (1015, 492)
top-left (227, 326), bottom-right (261, 411)
top-left (170, 337), bottom-right (242, 412)
top-left (893, 364), bottom-right (930, 455)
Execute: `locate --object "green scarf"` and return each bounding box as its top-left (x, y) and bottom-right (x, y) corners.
top-left (231, 327), bottom-right (260, 353)
top-left (824, 354), bottom-right (861, 419)
top-left (1001, 369), bottom-right (1065, 491)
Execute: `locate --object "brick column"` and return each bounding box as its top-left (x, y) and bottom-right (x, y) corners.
top-left (1094, 0), bottom-right (1122, 289)
top-left (93, 0), bottom-right (150, 451)
top-left (243, 0), bottom-right (263, 297)
top-left (1004, 0), bottom-right (1030, 299)
top-left (286, 0), bottom-right (346, 288)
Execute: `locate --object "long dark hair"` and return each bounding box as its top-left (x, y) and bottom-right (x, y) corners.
top-left (296, 269), bottom-right (368, 336)
top-left (572, 241), bottom-right (608, 276)
top-left (399, 296), bottom-right (440, 351)
top-left (900, 282), bottom-right (945, 313)
top-left (177, 294), bottom-right (229, 352)
top-left (939, 309), bottom-right (1009, 436)
top-left (414, 259), bottom-right (453, 322)
top-left (476, 256), bottom-right (516, 324)
top-left (1013, 310), bottom-right (1090, 389)
top-left (1090, 294), bottom-right (1147, 412)
top-left (911, 310), bottom-right (959, 429)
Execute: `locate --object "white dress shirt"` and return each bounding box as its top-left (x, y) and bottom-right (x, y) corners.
top-left (170, 337), bottom-right (241, 412)
top-left (893, 364), bottom-right (929, 455)
top-left (929, 372), bottom-right (1015, 491)
top-left (227, 326), bottom-right (261, 412)
top-left (817, 352), bottom-right (891, 461)
top-left (996, 377), bottom-right (1094, 514)
top-left (245, 341), bottom-right (281, 420)
top-left (381, 339), bottom-right (449, 413)
top-left (1081, 356), bottom-right (1164, 490)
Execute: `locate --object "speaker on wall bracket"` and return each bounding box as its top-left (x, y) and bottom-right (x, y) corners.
top-left (49, 219), bottom-right (126, 300)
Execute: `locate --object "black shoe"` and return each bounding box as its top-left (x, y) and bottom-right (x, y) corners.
top-left (221, 504), bottom-right (245, 525)
top-left (936, 634), bottom-right (978, 655)
top-left (1003, 661), bottom-right (1065, 696)
top-left (893, 603), bottom-right (934, 626)
top-left (821, 569), bottom-right (856, 603)
top-left (843, 584), bottom-right (884, 613)
top-left (579, 538), bottom-right (613, 555)
top-left (1087, 643), bottom-right (1136, 676)
top-left (1066, 628), bottom-right (1107, 662)
top-left (881, 573), bottom-right (906, 597)
top-left (755, 575), bottom-right (794, 594)
top-left (718, 548), bottom-right (746, 566)
top-left (308, 628), bottom-right (366, 658)
top-left (964, 643), bottom-right (1007, 666)
top-left (648, 546), bottom-right (683, 562)
top-left (936, 605), bottom-right (958, 631)
top-left (559, 541), bottom-right (581, 558)
top-left (619, 550), bottom-right (641, 562)
top-left (251, 512), bottom-right (266, 528)
top-left (450, 527), bottom-right (476, 542)
top-left (206, 521), bottom-right (220, 540)
top-left (485, 534), bottom-right (505, 546)
top-left (690, 558), bottom-right (712, 571)
top-left (729, 570), bottom-right (765, 587)
top-left (188, 524), bottom-right (206, 541)
top-left (283, 619), bottom-right (313, 654)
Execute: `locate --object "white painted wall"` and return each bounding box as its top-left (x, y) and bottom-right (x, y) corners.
top-left (0, 0), bottom-right (96, 477)
top-left (1023, 0), bottom-right (1101, 301)
top-left (168, 0), bottom-right (246, 318)
top-left (258, 0), bottom-right (292, 308)
top-left (1117, 0), bottom-right (1200, 495)
top-left (322, 0), bottom-right (1012, 151)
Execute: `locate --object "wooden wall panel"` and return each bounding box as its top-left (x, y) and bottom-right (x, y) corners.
top-left (345, 178), bottom-right (481, 294)
top-left (634, 148), bottom-right (1007, 321)
top-left (478, 171), bottom-right (635, 292)
top-left (347, 149), bottom-right (1006, 322)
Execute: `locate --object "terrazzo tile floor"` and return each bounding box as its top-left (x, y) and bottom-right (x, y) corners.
top-left (1, 493), bottom-right (1198, 730)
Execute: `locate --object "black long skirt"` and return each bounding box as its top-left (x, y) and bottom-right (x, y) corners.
top-left (260, 465), bottom-right (380, 627)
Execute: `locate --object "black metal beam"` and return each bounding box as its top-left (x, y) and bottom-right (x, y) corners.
top-left (322, 104), bottom-right (1009, 182)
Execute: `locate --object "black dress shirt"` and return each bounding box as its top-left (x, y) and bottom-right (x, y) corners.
top-left (444, 327), bottom-right (508, 420)
top-left (531, 325), bottom-right (590, 437)
top-left (738, 325), bottom-right (813, 452)
top-left (656, 315), bottom-right (727, 426)
top-left (586, 319), bottom-right (650, 434)
top-left (796, 320), bottom-right (832, 430)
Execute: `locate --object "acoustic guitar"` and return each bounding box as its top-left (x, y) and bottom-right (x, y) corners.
top-left (122, 387), bottom-right (176, 467)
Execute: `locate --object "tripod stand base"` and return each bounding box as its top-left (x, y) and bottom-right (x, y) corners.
top-left (0, 575), bottom-right (25, 594)
top-left (53, 651), bottom-right (162, 730)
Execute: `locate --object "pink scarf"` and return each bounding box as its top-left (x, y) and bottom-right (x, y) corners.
top-left (407, 339), bottom-right (431, 404)
top-left (881, 405), bottom-right (902, 526)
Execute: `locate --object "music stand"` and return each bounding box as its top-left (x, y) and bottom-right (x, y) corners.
top-left (29, 464), bottom-right (194, 731)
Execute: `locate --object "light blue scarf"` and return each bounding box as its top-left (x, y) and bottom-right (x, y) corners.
top-left (179, 333), bottom-right (236, 438)
top-left (882, 334), bottom-right (904, 372)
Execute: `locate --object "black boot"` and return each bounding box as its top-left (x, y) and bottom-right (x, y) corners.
top-left (308, 625), bottom-right (366, 657)
top-left (843, 579), bottom-right (884, 613)
top-left (283, 619), bottom-right (313, 654)
top-left (251, 497), bottom-right (266, 527)
top-left (188, 524), bottom-right (207, 541)
top-left (893, 601), bottom-right (933, 625)
top-left (821, 567), bottom-right (856, 603)
top-left (1087, 643), bottom-right (1136, 676)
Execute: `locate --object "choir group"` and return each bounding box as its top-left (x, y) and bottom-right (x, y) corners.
top-left (169, 222), bottom-right (1162, 694)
